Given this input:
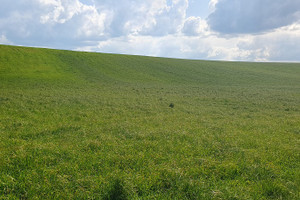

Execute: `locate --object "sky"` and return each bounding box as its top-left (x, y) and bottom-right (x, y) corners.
top-left (0, 0), bottom-right (300, 62)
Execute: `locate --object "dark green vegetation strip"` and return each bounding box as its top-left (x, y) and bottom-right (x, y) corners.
top-left (0, 45), bottom-right (299, 199)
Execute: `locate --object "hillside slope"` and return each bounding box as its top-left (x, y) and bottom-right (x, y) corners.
top-left (0, 45), bottom-right (300, 199)
top-left (1, 45), bottom-right (299, 87)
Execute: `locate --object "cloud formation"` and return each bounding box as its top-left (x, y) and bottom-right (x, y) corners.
top-left (0, 0), bottom-right (300, 62)
top-left (182, 16), bottom-right (208, 36)
top-left (0, 0), bottom-right (107, 48)
top-left (208, 0), bottom-right (300, 34)
top-left (0, 0), bottom-right (189, 46)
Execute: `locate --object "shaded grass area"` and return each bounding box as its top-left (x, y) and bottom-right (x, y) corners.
top-left (0, 45), bottom-right (300, 199)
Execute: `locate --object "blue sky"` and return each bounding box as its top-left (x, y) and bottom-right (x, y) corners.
top-left (187, 0), bottom-right (210, 18)
top-left (1, 0), bottom-right (300, 62)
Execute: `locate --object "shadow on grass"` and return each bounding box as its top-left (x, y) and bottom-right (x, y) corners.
top-left (103, 179), bottom-right (127, 200)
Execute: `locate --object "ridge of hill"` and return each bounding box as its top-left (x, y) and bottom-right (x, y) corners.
top-left (1, 45), bottom-right (299, 87)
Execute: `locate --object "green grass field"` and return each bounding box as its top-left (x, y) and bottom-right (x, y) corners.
top-left (0, 44), bottom-right (299, 199)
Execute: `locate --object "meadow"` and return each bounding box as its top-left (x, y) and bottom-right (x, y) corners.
top-left (0, 44), bottom-right (299, 199)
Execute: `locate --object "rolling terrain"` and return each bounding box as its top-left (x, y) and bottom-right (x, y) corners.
top-left (0, 45), bottom-right (299, 199)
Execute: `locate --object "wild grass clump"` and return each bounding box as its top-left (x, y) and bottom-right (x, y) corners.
top-left (104, 179), bottom-right (127, 200)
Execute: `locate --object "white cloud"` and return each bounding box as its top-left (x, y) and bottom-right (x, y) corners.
top-left (0, 0), bottom-right (299, 62)
top-left (75, 21), bottom-right (300, 62)
top-left (0, 34), bottom-right (12, 44)
top-left (0, 0), bottom-right (112, 48)
top-left (93, 0), bottom-right (189, 36)
top-left (209, 0), bottom-right (219, 11)
top-left (182, 16), bottom-right (208, 36)
top-left (237, 23), bottom-right (300, 61)
top-left (38, 0), bottom-right (110, 38)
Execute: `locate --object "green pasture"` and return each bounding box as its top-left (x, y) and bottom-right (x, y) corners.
top-left (0, 45), bottom-right (299, 199)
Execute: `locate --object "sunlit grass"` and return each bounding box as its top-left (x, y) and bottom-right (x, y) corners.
top-left (0, 45), bottom-right (299, 199)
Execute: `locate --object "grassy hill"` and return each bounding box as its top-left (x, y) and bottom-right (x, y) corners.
top-left (0, 44), bottom-right (299, 199)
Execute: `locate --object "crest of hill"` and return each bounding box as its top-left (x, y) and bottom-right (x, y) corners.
top-left (0, 45), bottom-right (299, 88)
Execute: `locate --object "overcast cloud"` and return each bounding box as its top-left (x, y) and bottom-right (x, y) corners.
top-left (208, 0), bottom-right (300, 34)
top-left (0, 0), bottom-right (300, 62)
